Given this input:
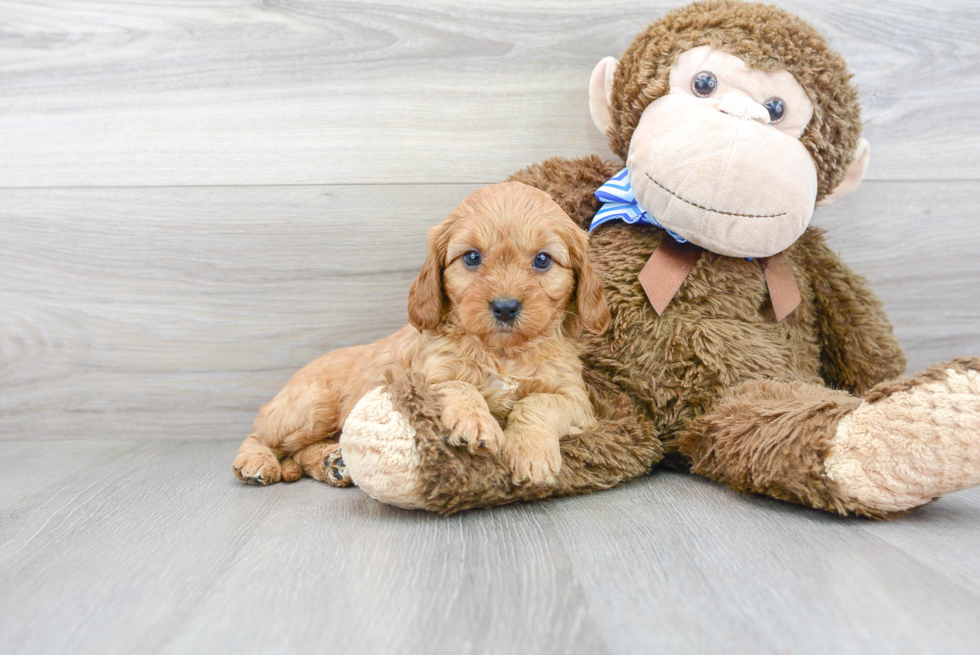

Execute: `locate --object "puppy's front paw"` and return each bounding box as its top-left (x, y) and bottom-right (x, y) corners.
top-left (233, 450), bottom-right (282, 485)
top-left (503, 435), bottom-right (561, 486)
top-left (441, 404), bottom-right (504, 455)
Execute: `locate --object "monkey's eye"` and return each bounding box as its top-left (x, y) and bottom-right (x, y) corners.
top-left (764, 97), bottom-right (786, 123)
top-left (532, 252), bottom-right (552, 271)
top-left (462, 250), bottom-right (482, 268)
top-left (691, 71), bottom-right (718, 97)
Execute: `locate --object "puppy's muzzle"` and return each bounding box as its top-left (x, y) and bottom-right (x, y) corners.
top-left (490, 297), bottom-right (522, 324)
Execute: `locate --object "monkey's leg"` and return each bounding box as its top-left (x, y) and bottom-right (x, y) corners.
top-left (676, 358), bottom-right (980, 518)
top-left (340, 370), bottom-right (664, 514)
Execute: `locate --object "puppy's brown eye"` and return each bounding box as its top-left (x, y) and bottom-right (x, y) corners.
top-left (462, 250), bottom-right (481, 268)
top-left (532, 252), bottom-right (552, 271)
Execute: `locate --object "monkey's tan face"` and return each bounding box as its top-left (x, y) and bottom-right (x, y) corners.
top-left (627, 46), bottom-right (818, 258)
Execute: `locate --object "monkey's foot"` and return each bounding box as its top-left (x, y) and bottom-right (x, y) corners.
top-left (825, 358), bottom-right (980, 513)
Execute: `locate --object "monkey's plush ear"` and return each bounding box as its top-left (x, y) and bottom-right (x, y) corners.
top-left (589, 56), bottom-right (619, 135)
top-left (818, 138), bottom-right (870, 206)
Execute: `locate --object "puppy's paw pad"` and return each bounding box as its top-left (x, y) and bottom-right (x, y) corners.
top-left (301, 443), bottom-right (353, 487)
top-left (325, 449), bottom-right (353, 487)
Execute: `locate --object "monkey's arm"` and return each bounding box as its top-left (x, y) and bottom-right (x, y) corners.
top-left (340, 369), bottom-right (664, 514)
top-left (796, 227), bottom-right (907, 395)
top-left (507, 155), bottom-right (621, 230)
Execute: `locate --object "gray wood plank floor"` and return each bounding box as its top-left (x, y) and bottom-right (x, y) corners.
top-left (1, 441), bottom-right (980, 655)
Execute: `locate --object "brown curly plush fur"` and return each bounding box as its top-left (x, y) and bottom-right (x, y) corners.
top-left (607, 0), bottom-right (861, 201)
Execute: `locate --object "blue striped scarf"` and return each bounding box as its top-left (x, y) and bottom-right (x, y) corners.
top-left (589, 167), bottom-right (686, 243)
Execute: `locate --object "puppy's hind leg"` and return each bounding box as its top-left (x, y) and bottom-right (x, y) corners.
top-left (279, 456), bottom-right (303, 483)
top-left (294, 440), bottom-right (352, 487)
top-left (234, 390), bottom-right (338, 485)
top-left (233, 434), bottom-right (284, 485)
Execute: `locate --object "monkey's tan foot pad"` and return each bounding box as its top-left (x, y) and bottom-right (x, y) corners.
top-left (233, 451), bottom-right (282, 486)
top-left (324, 448), bottom-right (353, 487)
top-left (341, 387), bottom-right (426, 509)
top-left (826, 358), bottom-right (980, 513)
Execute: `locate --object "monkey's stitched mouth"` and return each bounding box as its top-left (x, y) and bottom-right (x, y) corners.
top-left (645, 173), bottom-right (786, 219)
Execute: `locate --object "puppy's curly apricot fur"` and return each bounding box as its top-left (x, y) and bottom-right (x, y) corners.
top-left (233, 182), bottom-right (610, 486)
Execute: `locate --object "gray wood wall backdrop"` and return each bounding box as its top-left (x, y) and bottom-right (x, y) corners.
top-left (1, 0), bottom-right (979, 441)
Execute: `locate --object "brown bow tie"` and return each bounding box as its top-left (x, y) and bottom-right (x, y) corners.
top-left (636, 238), bottom-right (801, 322)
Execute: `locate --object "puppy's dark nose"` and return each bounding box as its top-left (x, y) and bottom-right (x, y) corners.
top-left (490, 297), bottom-right (522, 324)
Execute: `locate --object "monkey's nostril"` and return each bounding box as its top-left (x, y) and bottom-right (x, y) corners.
top-left (490, 298), bottom-right (522, 324)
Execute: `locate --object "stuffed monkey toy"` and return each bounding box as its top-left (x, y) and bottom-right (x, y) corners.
top-left (335, 0), bottom-right (980, 517)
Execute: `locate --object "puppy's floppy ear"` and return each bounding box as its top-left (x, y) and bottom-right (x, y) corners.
top-left (564, 222), bottom-right (611, 337)
top-left (408, 219), bottom-right (452, 331)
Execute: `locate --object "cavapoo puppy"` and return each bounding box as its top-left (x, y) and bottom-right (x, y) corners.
top-left (233, 181), bottom-right (610, 487)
